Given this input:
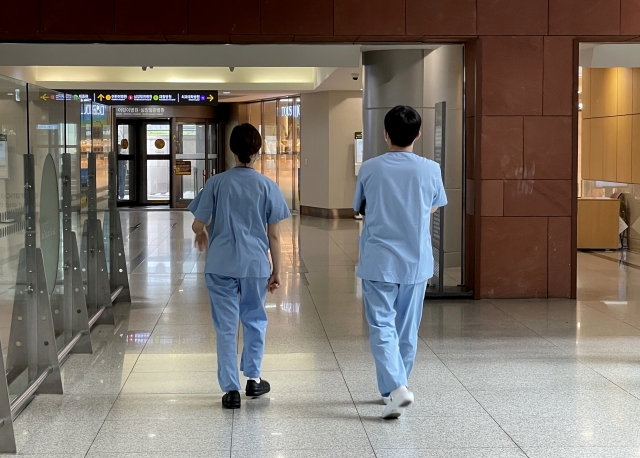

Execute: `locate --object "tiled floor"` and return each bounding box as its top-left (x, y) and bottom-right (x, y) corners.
top-left (4, 211), bottom-right (640, 457)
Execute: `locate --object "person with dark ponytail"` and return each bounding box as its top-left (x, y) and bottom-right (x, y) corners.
top-left (189, 123), bottom-right (290, 409)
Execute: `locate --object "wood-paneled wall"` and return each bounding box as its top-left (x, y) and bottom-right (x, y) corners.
top-left (582, 67), bottom-right (640, 184)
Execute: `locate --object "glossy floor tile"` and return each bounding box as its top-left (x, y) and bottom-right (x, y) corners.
top-left (7, 211), bottom-right (640, 456)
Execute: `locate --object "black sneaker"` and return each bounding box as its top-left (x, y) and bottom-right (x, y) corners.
top-left (245, 379), bottom-right (271, 397)
top-left (222, 391), bottom-right (241, 409)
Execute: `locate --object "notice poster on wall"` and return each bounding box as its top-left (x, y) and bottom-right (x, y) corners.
top-left (355, 132), bottom-right (363, 176)
top-left (0, 134), bottom-right (7, 179)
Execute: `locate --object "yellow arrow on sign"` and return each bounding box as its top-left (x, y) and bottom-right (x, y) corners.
top-left (207, 94), bottom-right (215, 102)
top-left (97, 94), bottom-right (105, 101)
top-left (40, 94), bottom-right (48, 101)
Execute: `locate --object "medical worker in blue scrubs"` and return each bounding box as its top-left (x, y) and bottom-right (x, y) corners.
top-left (189, 123), bottom-right (290, 409)
top-left (353, 106), bottom-right (447, 419)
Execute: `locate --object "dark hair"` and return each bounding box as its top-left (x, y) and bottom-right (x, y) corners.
top-left (384, 105), bottom-right (422, 148)
top-left (230, 123), bottom-right (262, 164)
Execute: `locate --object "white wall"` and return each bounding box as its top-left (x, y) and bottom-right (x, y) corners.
top-left (300, 91), bottom-right (362, 210)
top-left (328, 92), bottom-right (362, 208)
top-left (300, 92), bottom-right (330, 208)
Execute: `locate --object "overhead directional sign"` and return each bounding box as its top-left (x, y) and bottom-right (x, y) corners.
top-left (55, 90), bottom-right (219, 106)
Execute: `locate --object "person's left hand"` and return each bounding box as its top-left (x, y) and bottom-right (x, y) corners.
top-left (194, 232), bottom-right (208, 252)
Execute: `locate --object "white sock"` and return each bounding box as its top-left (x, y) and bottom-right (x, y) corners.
top-left (250, 377), bottom-right (261, 383)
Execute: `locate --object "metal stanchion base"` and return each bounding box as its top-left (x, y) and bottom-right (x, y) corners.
top-left (0, 352), bottom-right (16, 454)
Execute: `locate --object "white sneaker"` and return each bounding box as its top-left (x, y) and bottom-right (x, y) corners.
top-left (382, 396), bottom-right (390, 405)
top-left (382, 386), bottom-right (414, 419)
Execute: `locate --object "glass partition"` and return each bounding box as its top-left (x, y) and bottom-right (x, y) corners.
top-left (0, 75), bottom-right (129, 450)
top-left (0, 76), bottom-right (28, 398)
top-left (242, 97), bottom-right (301, 211)
top-left (262, 101), bottom-right (278, 183)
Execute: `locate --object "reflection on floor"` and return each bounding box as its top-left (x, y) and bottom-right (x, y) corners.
top-left (4, 212), bottom-right (640, 457)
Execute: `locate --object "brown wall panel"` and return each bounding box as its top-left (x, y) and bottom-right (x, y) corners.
top-left (617, 115), bottom-right (633, 183)
top-left (481, 36), bottom-right (544, 116)
top-left (480, 217), bottom-right (548, 298)
top-left (590, 117), bottom-right (604, 179)
top-left (582, 118), bottom-right (592, 180)
top-left (0, 0), bottom-right (39, 35)
top-left (41, 0), bottom-right (114, 35)
top-left (618, 68), bottom-right (633, 116)
top-left (406, 0), bottom-right (476, 35)
top-left (582, 68), bottom-right (591, 119)
top-left (524, 116), bottom-right (573, 180)
top-left (549, 0), bottom-right (621, 35)
top-left (262, 0), bottom-right (333, 35)
top-left (480, 180), bottom-right (504, 216)
top-left (603, 116), bottom-right (618, 181)
top-left (548, 217), bottom-right (572, 298)
top-left (477, 0), bottom-right (548, 35)
top-left (621, 0), bottom-right (640, 35)
top-left (632, 115), bottom-right (640, 184)
top-left (115, 0), bottom-right (188, 36)
top-left (480, 116), bottom-right (524, 179)
top-left (503, 180), bottom-right (572, 217)
top-left (590, 69), bottom-right (605, 118)
top-left (633, 69), bottom-right (640, 115)
top-left (335, 0), bottom-right (405, 36)
top-left (543, 36), bottom-right (574, 116)
top-left (189, 0), bottom-right (261, 35)
top-left (604, 68), bottom-right (618, 118)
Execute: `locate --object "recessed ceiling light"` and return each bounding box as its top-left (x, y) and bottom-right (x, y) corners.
top-left (7, 93), bottom-right (13, 96)
top-left (223, 91), bottom-right (231, 95)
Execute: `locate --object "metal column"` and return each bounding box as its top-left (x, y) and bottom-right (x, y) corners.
top-left (0, 345), bottom-right (16, 454)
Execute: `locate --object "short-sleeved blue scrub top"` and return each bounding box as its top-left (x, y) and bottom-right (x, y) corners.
top-left (188, 167), bottom-right (290, 278)
top-left (353, 152), bottom-right (448, 285)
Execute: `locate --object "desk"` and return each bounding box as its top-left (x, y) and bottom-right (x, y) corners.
top-left (577, 197), bottom-right (621, 250)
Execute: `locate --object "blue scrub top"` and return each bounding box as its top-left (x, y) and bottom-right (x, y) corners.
top-left (189, 167), bottom-right (290, 278)
top-left (353, 152), bottom-right (448, 285)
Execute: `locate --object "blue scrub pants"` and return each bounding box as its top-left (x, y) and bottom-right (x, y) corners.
top-left (206, 274), bottom-right (269, 393)
top-left (362, 279), bottom-right (428, 397)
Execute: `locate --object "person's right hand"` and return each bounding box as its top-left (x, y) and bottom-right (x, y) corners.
top-left (267, 273), bottom-right (281, 293)
top-left (194, 232), bottom-right (208, 252)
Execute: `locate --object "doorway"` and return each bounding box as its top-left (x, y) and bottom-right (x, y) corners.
top-left (172, 119), bottom-right (219, 208)
top-left (117, 120), bottom-right (171, 206)
top-left (116, 118), bottom-right (220, 208)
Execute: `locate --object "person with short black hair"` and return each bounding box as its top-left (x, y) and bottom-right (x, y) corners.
top-left (353, 105), bottom-right (447, 419)
top-left (189, 123), bottom-right (290, 409)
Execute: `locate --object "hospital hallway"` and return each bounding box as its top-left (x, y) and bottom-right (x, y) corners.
top-left (6, 210), bottom-right (640, 457)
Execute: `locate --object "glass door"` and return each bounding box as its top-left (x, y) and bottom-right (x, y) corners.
top-left (144, 123), bottom-right (170, 204)
top-left (172, 120), bottom-right (206, 208)
top-left (116, 123), bottom-right (136, 203)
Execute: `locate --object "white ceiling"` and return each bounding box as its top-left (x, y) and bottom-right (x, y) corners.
top-left (0, 43), bottom-right (438, 101)
top-left (580, 43), bottom-right (640, 68)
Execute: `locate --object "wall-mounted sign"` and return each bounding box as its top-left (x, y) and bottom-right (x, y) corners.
top-left (174, 160), bottom-right (192, 175)
top-left (0, 134), bottom-right (7, 179)
top-left (59, 90), bottom-right (218, 106)
top-left (115, 107), bottom-right (166, 117)
top-left (280, 104), bottom-right (300, 117)
top-left (82, 104), bottom-right (106, 116)
top-left (355, 132), bottom-right (363, 176)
